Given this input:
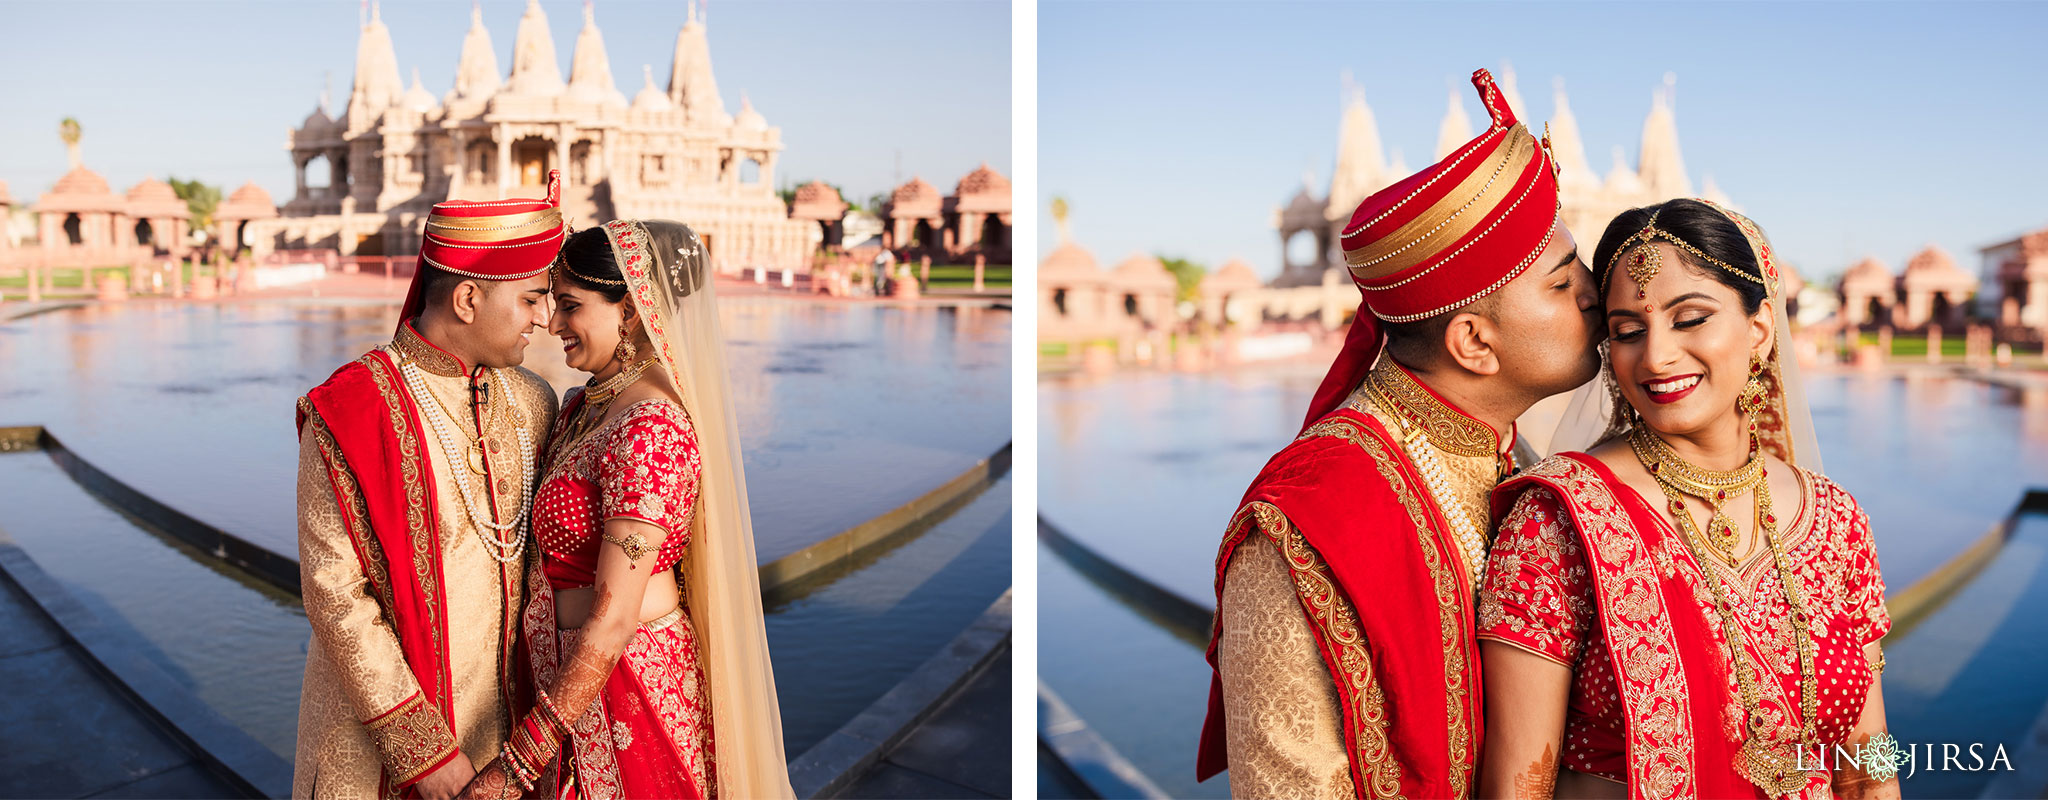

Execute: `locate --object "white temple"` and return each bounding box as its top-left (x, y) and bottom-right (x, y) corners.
top-left (254, 0), bottom-right (813, 271)
top-left (1274, 69), bottom-right (1731, 287)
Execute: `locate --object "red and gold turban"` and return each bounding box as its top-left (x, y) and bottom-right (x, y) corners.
top-left (1303, 68), bottom-right (1561, 430)
top-left (395, 170), bottom-right (569, 333)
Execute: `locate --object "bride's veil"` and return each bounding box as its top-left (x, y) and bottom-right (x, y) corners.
top-left (601, 219), bottom-right (795, 799)
top-left (1546, 200), bottom-right (1824, 473)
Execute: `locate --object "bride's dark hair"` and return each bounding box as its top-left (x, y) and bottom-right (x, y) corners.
top-left (557, 226), bottom-right (629, 303)
top-left (1593, 198), bottom-right (1767, 314)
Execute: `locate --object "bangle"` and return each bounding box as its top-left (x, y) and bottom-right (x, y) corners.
top-left (535, 686), bottom-right (570, 736)
top-left (500, 741), bottom-right (536, 791)
top-left (1871, 650), bottom-right (1887, 675)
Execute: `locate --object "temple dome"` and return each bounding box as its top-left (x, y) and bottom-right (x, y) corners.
top-left (227, 181), bottom-right (276, 208)
top-left (51, 166), bottom-right (112, 197)
top-left (1202, 258), bottom-right (1263, 294)
top-left (300, 106), bottom-right (337, 135)
top-left (734, 94), bottom-right (767, 131)
top-left (1901, 245), bottom-right (1977, 291)
top-left (402, 69), bottom-right (439, 114)
top-left (1040, 242), bottom-right (1105, 284)
top-left (956, 163), bottom-right (1009, 196)
top-left (1111, 253), bottom-right (1178, 292)
top-left (126, 177), bottom-right (190, 219)
top-left (566, 1), bottom-right (628, 108)
top-left (1839, 256), bottom-right (1896, 293)
top-left (632, 64), bottom-right (674, 112)
top-left (501, 0), bottom-right (567, 97)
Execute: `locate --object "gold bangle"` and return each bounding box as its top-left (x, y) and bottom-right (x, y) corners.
top-left (1871, 650), bottom-right (1887, 675)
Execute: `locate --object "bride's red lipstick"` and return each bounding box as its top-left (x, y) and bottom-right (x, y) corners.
top-left (1642, 373), bottom-right (1702, 404)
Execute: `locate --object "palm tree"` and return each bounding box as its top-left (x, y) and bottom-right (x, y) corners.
top-left (59, 117), bottom-right (81, 168)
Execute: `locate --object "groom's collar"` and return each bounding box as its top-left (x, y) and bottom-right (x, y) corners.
top-left (393, 319), bottom-right (469, 378)
top-left (1363, 357), bottom-right (1512, 460)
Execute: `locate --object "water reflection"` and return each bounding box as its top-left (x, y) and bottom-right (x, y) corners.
top-left (0, 299), bottom-right (1010, 561)
top-left (1039, 366), bottom-right (2048, 600)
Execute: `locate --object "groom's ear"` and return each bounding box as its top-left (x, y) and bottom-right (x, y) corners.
top-left (449, 279), bottom-right (485, 325)
top-left (1442, 308), bottom-right (1502, 377)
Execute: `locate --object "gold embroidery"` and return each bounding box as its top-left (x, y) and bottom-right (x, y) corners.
top-left (365, 692), bottom-right (459, 786)
top-left (1518, 456), bottom-right (1696, 799)
top-left (394, 324), bottom-right (466, 378)
top-left (1300, 415), bottom-right (1478, 797)
top-left (1355, 360), bottom-right (1500, 460)
top-left (1230, 502), bottom-right (1403, 799)
top-left (301, 399), bottom-right (396, 614)
top-left (363, 354), bottom-right (450, 705)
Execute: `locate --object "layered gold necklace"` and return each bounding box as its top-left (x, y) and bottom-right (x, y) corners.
top-left (557, 357), bottom-right (656, 454)
top-left (1629, 425), bottom-right (1818, 796)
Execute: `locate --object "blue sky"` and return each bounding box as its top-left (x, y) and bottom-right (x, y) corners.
top-left (1040, 1), bottom-right (2048, 284)
top-left (0, 0), bottom-right (1009, 209)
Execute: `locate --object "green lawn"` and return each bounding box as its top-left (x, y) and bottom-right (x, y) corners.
top-left (0, 267), bottom-right (137, 289)
top-left (925, 264), bottom-right (1011, 289)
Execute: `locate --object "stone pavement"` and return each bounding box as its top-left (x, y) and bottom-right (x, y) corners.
top-left (838, 652), bottom-right (1010, 799)
top-left (0, 567), bottom-right (239, 798)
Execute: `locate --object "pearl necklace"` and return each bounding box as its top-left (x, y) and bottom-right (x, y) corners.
top-left (395, 355), bottom-right (533, 564)
top-left (1363, 382), bottom-right (1489, 590)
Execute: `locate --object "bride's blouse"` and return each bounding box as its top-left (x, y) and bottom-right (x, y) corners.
top-left (533, 397), bottom-right (702, 590)
top-left (1478, 460), bottom-right (1889, 782)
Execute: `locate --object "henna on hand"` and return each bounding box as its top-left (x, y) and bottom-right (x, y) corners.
top-left (455, 760), bottom-right (514, 800)
top-left (1512, 743), bottom-right (1559, 800)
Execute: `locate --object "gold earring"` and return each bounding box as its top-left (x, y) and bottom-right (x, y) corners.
top-left (1742, 354), bottom-right (1768, 453)
top-left (615, 321), bottom-right (638, 364)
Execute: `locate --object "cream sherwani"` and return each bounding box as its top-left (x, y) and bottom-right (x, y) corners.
top-left (293, 328), bottom-right (557, 798)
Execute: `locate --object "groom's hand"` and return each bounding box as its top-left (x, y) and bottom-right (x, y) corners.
top-left (414, 753), bottom-right (477, 800)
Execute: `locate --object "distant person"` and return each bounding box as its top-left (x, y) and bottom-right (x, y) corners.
top-left (1477, 200), bottom-right (1897, 799)
top-left (293, 176), bottom-right (562, 798)
top-left (454, 220), bottom-right (794, 798)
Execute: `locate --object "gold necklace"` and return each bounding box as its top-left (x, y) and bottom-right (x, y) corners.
top-left (1630, 427), bottom-right (1763, 563)
top-left (556, 358), bottom-right (656, 455)
top-left (1631, 426), bottom-right (1818, 796)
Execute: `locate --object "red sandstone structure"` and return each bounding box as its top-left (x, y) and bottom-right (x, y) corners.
top-left (1838, 246), bottom-right (1979, 331)
top-left (788, 180), bottom-right (848, 247)
top-left (881, 164), bottom-right (1011, 264)
top-left (1980, 225), bottom-right (2048, 336)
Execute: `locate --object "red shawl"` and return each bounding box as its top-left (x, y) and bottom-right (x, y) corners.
top-left (1199, 408), bottom-right (1483, 799)
top-left (1493, 454), bottom-right (1758, 800)
top-left (297, 350), bottom-right (461, 778)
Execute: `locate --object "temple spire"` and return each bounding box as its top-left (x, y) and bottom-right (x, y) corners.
top-left (668, 4), bottom-right (727, 123)
top-left (1637, 72), bottom-right (1692, 200)
top-left (1546, 77), bottom-right (1593, 187)
top-left (1434, 82), bottom-right (1472, 160)
top-left (1327, 72), bottom-right (1387, 220)
top-left (568, 0), bottom-right (627, 107)
top-left (345, 0), bottom-right (404, 121)
top-left (449, 0), bottom-right (500, 102)
top-left (503, 0), bottom-right (566, 96)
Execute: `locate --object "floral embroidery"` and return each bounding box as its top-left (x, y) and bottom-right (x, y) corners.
top-left (363, 691), bottom-right (458, 786)
top-left (1224, 502), bottom-right (1403, 799)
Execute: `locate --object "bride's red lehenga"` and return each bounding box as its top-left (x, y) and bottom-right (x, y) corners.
top-left (527, 393), bottom-right (715, 799)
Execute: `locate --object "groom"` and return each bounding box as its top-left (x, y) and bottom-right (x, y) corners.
top-left (1198, 70), bottom-right (1603, 799)
top-left (292, 176), bottom-right (564, 799)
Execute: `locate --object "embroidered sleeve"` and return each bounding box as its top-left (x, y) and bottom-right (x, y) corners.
top-left (598, 405), bottom-right (702, 564)
top-left (1477, 486), bottom-right (1594, 666)
top-left (296, 411), bottom-right (458, 787)
top-left (1841, 495), bottom-right (1892, 645)
top-left (1217, 534), bottom-right (1356, 800)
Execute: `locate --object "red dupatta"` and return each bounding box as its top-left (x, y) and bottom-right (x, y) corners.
top-left (297, 350), bottom-right (461, 779)
top-left (1493, 453), bottom-right (1760, 800)
top-left (1200, 407), bottom-right (1484, 800)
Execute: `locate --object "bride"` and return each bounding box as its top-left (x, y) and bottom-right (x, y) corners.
top-left (1476, 199), bottom-right (1898, 800)
top-left (462, 219), bottom-right (793, 799)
